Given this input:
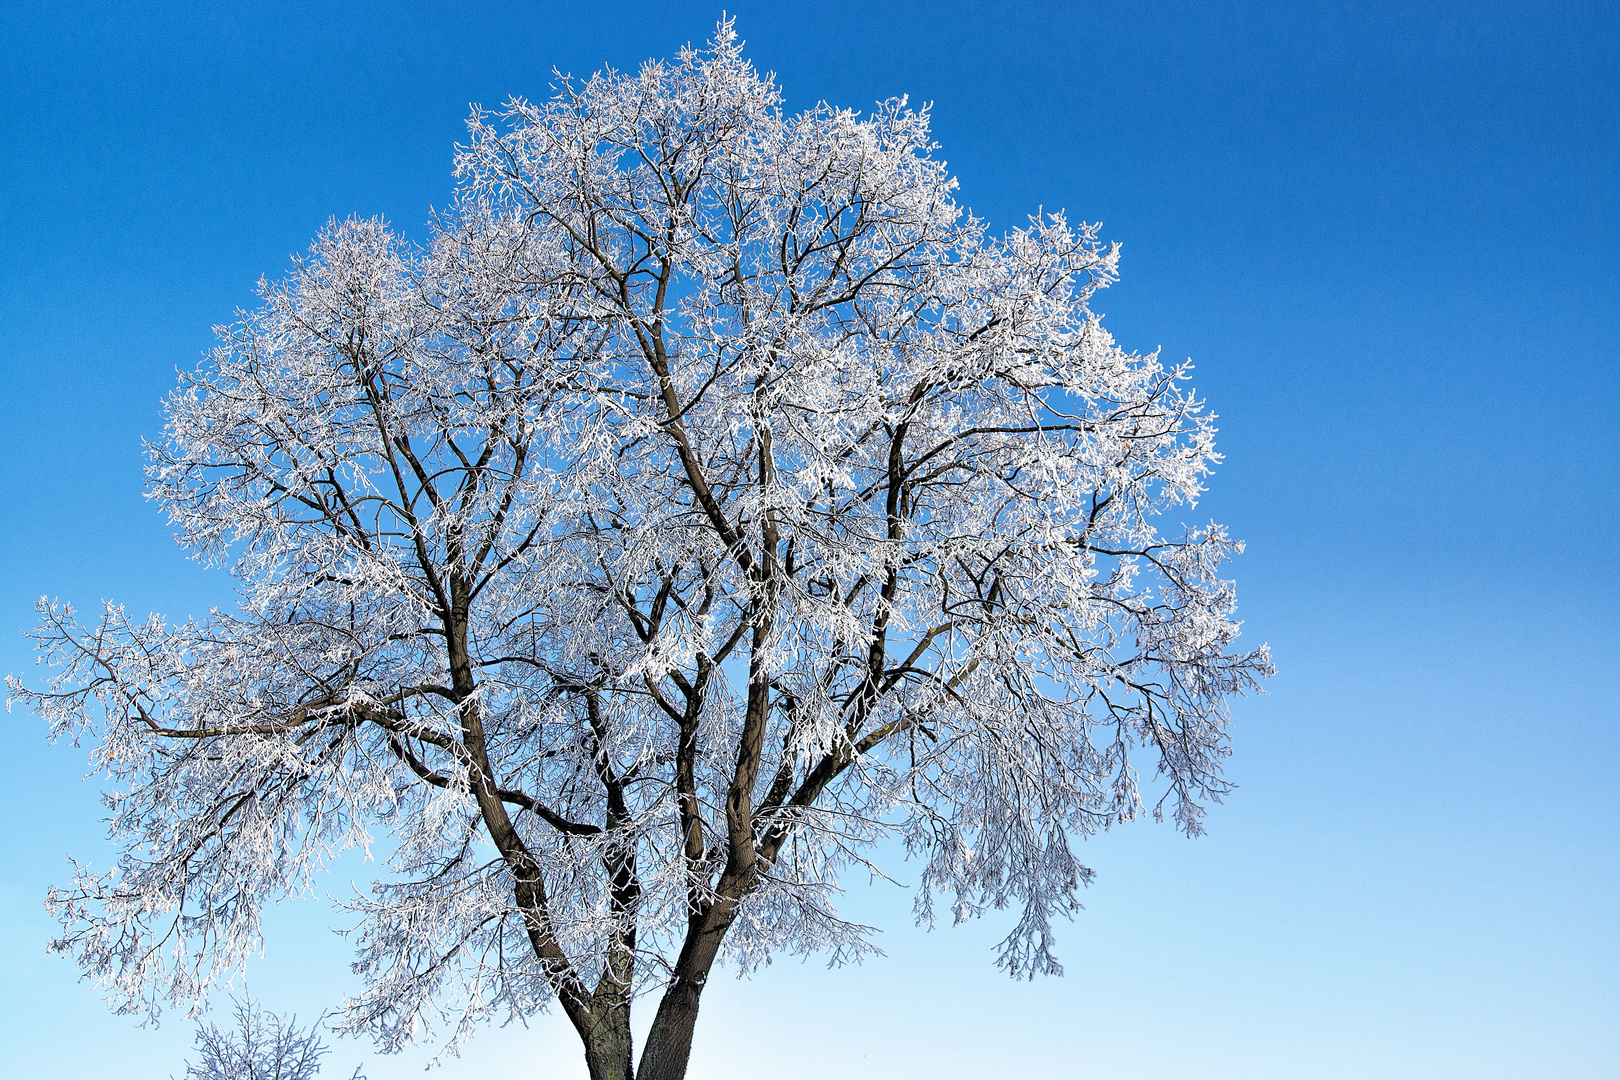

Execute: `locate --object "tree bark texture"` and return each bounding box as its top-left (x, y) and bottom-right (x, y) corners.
top-left (582, 1005), bottom-right (634, 1080)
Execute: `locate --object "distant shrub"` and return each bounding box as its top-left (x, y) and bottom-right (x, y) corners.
top-left (178, 996), bottom-right (363, 1080)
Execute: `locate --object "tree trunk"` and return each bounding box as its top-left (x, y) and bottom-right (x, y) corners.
top-left (634, 975), bottom-right (705, 1080)
top-left (582, 1004), bottom-right (634, 1080)
top-left (635, 899), bottom-right (739, 1080)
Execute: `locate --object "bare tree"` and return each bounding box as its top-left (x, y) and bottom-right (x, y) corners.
top-left (11, 23), bottom-right (1270, 1080)
top-left (177, 996), bottom-right (357, 1080)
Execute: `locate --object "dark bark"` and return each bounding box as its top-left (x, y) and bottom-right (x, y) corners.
top-left (635, 980), bottom-right (703, 1080)
top-left (634, 899), bottom-right (737, 1080)
top-left (582, 1005), bottom-right (634, 1080)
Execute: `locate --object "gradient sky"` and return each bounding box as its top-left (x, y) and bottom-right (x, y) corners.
top-left (2, 3), bottom-right (1615, 1078)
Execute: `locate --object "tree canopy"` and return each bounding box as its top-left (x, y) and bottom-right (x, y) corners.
top-left (12, 23), bottom-right (1270, 1080)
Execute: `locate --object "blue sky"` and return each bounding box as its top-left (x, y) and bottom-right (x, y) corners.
top-left (2, 2), bottom-right (1615, 1077)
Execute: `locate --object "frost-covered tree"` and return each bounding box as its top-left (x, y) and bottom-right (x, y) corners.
top-left (11, 23), bottom-right (1270, 1080)
top-left (177, 996), bottom-right (344, 1080)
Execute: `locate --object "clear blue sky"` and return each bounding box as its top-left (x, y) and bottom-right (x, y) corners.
top-left (2, 2), bottom-right (1615, 1077)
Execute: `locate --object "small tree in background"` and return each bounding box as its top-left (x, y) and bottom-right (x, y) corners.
top-left (178, 996), bottom-right (362, 1080)
top-left (13, 21), bottom-right (1270, 1080)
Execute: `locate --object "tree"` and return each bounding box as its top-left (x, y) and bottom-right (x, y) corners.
top-left (11, 23), bottom-right (1271, 1080)
top-left (177, 996), bottom-right (361, 1080)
